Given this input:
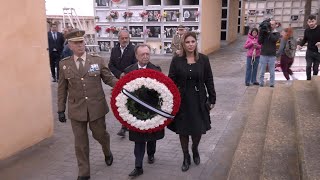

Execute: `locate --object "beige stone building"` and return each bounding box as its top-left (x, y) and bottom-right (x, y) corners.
top-left (46, 15), bottom-right (95, 34)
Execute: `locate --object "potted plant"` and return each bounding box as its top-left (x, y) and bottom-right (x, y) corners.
top-left (123, 11), bottom-right (133, 21)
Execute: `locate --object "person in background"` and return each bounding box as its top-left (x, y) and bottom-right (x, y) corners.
top-left (244, 28), bottom-right (261, 86)
top-left (61, 26), bottom-right (74, 59)
top-left (48, 23), bottom-right (65, 82)
top-left (276, 27), bottom-right (298, 83)
top-left (168, 32), bottom-right (216, 172)
top-left (297, 15), bottom-right (320, 80)
top-left (258, 19), bottom-right (281, 87)
top-left (171, 24), bottom-right (186, 57)
top-left (108, 29), bottom-right (137, 137)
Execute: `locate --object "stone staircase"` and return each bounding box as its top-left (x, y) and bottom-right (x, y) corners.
top-left (227, 76), bottom-right (320, 180)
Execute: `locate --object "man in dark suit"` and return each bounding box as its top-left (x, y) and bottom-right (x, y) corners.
top-left (108, 29), bottom-right (137, 137)
top-left (58, 29), bottom-right (117, 180)
top-left (124, 44), bottom-right (164, 177)
top-left (48, 23), bottom-right (65, 82)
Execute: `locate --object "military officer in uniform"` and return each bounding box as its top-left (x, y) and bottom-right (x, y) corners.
top-left (57, 29), bottom-right (118, 180)
top-left (171, 24), bottom-right (186, 57)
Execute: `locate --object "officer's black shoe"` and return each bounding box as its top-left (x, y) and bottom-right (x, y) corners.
top-left (148, 155), bottom-right (155, 164)
top-left (181, 153), bottom-right (191, 172)
top-left (128, 168), bottom-right (143, 177)
top-left (77, 176), bottom-right (90, 180)
top-left (117, 128), bottom-right (126, 137)
top-left (105, 152), bottom-right (113, 166)
top-left (52, 78), bottom-right (57, 82)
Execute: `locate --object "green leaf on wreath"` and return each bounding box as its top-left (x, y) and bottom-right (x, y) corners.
top-left (126, 86), bottom-right (163, 121)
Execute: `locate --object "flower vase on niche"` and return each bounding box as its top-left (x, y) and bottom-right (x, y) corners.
top-left (163, 18), bottom-right (166, 22)
top-left (129, 34), bottom-right (132, 38)
top-left (158, 34), bottom-right (161, 38)
top-left (196, 17), bottom-right (198, 22)
top-left (176, 18), bottom-right (179, 22)
top-left (158, 19), bottom-right (160, 22)
top-left (96, 33), bottom-right (100, 37)
top-left (141, 34), bottom-right (144, 38)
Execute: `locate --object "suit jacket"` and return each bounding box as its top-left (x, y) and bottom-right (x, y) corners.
top-left (171, 34), bottom-right (182, 56)
top-left (108, 43), bottom-right (137, 79)
top-left (124, 62), bottom-right (165, 142)
top-left (168, 53), bottom-right (216, 111)
top-left (48, 31), bottom-right (65, 54)
top-left (58, 53), bottom-right (117, 122)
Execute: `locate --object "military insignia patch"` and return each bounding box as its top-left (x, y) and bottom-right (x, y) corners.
top-left (63, 65), bottom-right (66, 70)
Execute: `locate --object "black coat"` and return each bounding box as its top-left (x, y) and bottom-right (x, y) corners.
top-left (47, 31), bottom-right (65, 54)
top-left (125, 62), bottom-right (165, 142)
top-left (167, 53), bottom-right (216, 132)
top-left (108, 43), bottom-right (137, 79)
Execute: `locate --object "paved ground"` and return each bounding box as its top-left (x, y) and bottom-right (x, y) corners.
top-left (0, 36), bottom-right (249, 180)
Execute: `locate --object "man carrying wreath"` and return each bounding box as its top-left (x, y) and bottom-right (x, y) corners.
top-left (123, 43), bottom-right (164, 177)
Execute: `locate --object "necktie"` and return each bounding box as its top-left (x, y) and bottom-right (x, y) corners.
top-left (77, 58), bottom-right (84, 75)
top-left (53, 33), bottom-right (56, 40)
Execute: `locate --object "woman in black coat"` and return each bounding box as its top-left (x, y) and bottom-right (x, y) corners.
top-left (168, 31), bottom-right (216, 172)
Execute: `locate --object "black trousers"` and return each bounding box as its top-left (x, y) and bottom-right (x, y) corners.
top-left (49, 51), bottom-right (61, 79)
top-left (306, 50), bottom-right (320, 80)
top-left (134, 141), bottom-right (156, 168)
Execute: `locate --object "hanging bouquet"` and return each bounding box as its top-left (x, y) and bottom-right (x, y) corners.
top-left (162, 11), bottom-right (167, 18)
top-left (105, 27), bottom-right (111, 33)
top-left (156, 14), bottom-right (162, 20)
top-left (109, 26), bottom-right (116, 34)
top-left (94, 25), bottom-right (102, 33)
top-left (123, 11), bottom-right (133, 19)
top-left (111, 69), bottom-right (181, 133)
top-left (106, 15), bottom-right (112, 21)
top-left (139, 11), bottom-right (148, 19)
top-left (109, 10), bottom-right (119, 19)
top-left (175, 11), bottom-right (181, 18)
top-left (194, 11), bottom-right (200, 17)
top-left (143, 29), bottom-right (151, 36)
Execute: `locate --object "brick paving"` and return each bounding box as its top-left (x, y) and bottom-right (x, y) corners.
top-left (0, 36), bottom-right (249, 180)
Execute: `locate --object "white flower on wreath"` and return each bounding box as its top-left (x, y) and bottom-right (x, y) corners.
top-left (115, 77), bottom-right (174, 130)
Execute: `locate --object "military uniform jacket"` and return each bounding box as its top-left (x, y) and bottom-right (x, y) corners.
top-left (171, 34), bottom-right (182, 56)
top-left (58, 54), bottom-right (117, 122)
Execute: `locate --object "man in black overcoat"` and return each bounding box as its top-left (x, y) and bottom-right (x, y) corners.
top-left (124, 44), bottom-right (164, 177)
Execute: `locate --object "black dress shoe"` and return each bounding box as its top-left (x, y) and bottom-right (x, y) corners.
top-left (192, 145), bottom-right (200, 165)
top-left (77, 176), bottom-right (90, 180)
top-left (128, 168), bottom-right (143, 177)
top-left (181, 153), bottom-right (191, 172)
top-left (52, 78), bottom-right (57, 82)
top-left (148, 155), bottom-right (155, 164)
top-left (117, 128), bottom-right (126, 137)
top-left (105, 152), bottom-right (113, 166)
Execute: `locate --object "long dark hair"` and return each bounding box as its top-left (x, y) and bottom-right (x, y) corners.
top-left (179, 31), bottom-right (199, 60)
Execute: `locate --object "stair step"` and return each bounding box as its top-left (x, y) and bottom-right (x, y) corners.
top-left (311, 76), bottom-right (320, 103)
top-left (228, 88), bottom-right (273, 180)
top-left (260, 85), bottom-right (299, 180)
top-left (293, 81), bottom-right (320, 180)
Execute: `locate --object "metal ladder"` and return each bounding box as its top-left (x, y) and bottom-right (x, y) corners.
top-left (62, 8), bottom-right (99, 53)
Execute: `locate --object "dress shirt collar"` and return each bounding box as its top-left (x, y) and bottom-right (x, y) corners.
top-left (138, 63), bottom-right (147, 69)
top-left (74, 52), bottom-right (87, 62)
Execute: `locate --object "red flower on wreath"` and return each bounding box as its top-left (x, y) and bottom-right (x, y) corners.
top-left (111, 69), bottom-right (181, 133)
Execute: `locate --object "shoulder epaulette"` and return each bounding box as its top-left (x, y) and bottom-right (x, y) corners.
top-left (89, 53), bottom-right (101, 57)
top-left (61, 56), bottom-right (71, 61)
